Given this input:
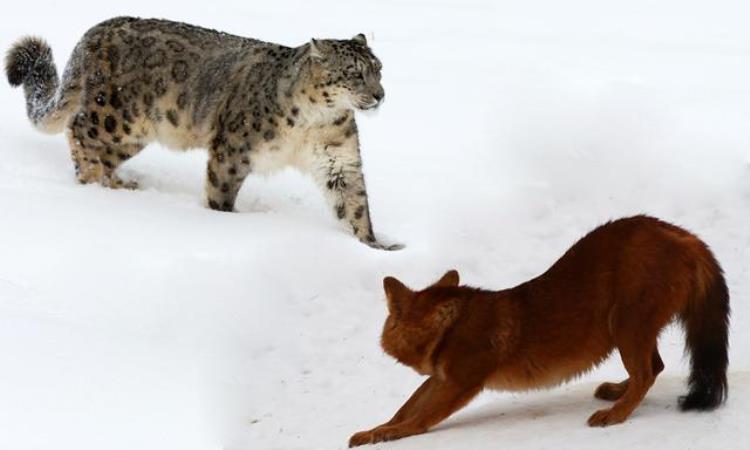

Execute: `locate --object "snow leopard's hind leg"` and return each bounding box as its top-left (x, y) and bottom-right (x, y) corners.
top-left (7, 34), bottom-right (143, 189)
top-left (204, 141), bottom-right (254, 212)
top-left (66, 120), bottom-right (144, 189)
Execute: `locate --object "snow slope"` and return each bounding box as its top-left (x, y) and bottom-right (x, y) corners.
top-left (1, 1), bottom-right (749, 449)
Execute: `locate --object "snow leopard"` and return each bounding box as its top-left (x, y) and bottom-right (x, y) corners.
top-left (5, 17), bottom-right (401, 250)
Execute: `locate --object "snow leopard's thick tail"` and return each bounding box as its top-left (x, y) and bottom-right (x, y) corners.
top-left (5, 36), bottom-right (83, 134)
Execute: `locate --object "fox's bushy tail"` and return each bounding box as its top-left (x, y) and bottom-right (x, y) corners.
top-left (5, 36), bottom-right (82, 134)
top-left (679, 253), bottom-right (730, 411)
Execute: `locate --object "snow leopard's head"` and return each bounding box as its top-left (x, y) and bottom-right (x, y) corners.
top-left (305, 34), bottom-right (384, 111)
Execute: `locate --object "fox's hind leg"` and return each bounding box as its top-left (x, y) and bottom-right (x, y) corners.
top-left (588, 339), bottom-right (662, 426)
top-left (67, 119), bottom-right (143, 189)
top-left (594, 379), bottom-right (629, 401)
top-left (594, 347), bottom-right (664, 401)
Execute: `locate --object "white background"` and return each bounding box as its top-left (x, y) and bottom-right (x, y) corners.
top-left (1, 1), bottom-right (749, 449)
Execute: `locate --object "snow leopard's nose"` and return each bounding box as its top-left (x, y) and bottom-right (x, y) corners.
top-left (373, 90), bottom-right (384, 103)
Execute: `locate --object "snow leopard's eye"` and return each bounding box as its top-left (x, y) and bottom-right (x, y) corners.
top-left (347, 70), bottom-right (364, 81)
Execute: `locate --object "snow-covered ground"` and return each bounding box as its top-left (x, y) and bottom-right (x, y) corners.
top-left (1, 1), bottom-right (749, 449)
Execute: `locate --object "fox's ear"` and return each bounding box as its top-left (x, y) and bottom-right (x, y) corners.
top-left (384, 276), bottom-right (410, 315)
top-left (352, 33), bottom-right (367, 46)
top-left (433, 269), bottom-right (460, 287)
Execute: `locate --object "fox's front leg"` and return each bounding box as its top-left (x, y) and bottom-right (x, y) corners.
top-left (384, 376), bottom-right (439, 425)
top-left (349, 377), bottom-right (482, 447)
top-left (308, 141), bottom-right (402, 251)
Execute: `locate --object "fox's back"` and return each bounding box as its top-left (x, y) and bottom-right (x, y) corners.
top-left (488, 216), bottom-right (719, 389)
top-left (531, 215), bottom-right (712, 303)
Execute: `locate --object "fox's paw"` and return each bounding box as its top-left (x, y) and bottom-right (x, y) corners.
top-left (349, 430), bottom-right (375, 447)
top-left (349, 425), bottom-right (418, 447)
top-left (587, 408), bottom-right (629, 427)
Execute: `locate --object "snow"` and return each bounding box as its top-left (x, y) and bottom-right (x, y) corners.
top-left (1, 1), bottom-right (749, 449)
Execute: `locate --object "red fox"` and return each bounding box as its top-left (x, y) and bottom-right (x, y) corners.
top-left (349, 216), bottom-right (730, 447)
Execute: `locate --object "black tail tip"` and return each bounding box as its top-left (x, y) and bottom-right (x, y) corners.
top-left (5, 36), bottom-right (51, 87)
top-left (678, 385), bottom-right (727, 411)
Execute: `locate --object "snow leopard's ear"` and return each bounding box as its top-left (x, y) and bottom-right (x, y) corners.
top-left (309, 39), bottom-right (326, 61)
top-left (352, 33), bottom-right (367, 46)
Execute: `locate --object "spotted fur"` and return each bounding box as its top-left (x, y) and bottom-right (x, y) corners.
top-left (6, 17), bottom-right (399, 250)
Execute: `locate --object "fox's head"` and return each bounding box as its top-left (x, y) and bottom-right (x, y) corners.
top-left (380, 270), bottom-right (462, 375)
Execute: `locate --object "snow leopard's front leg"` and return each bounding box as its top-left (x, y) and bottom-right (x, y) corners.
top-left (309, 141), bottom-right (402, 251)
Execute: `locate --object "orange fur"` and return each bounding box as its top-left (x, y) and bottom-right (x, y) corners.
top-left (349, 216), bottom-right (730, 447)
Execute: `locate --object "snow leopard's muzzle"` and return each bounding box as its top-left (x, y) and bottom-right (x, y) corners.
top-left (356, 78), bottom-right (385, 110)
